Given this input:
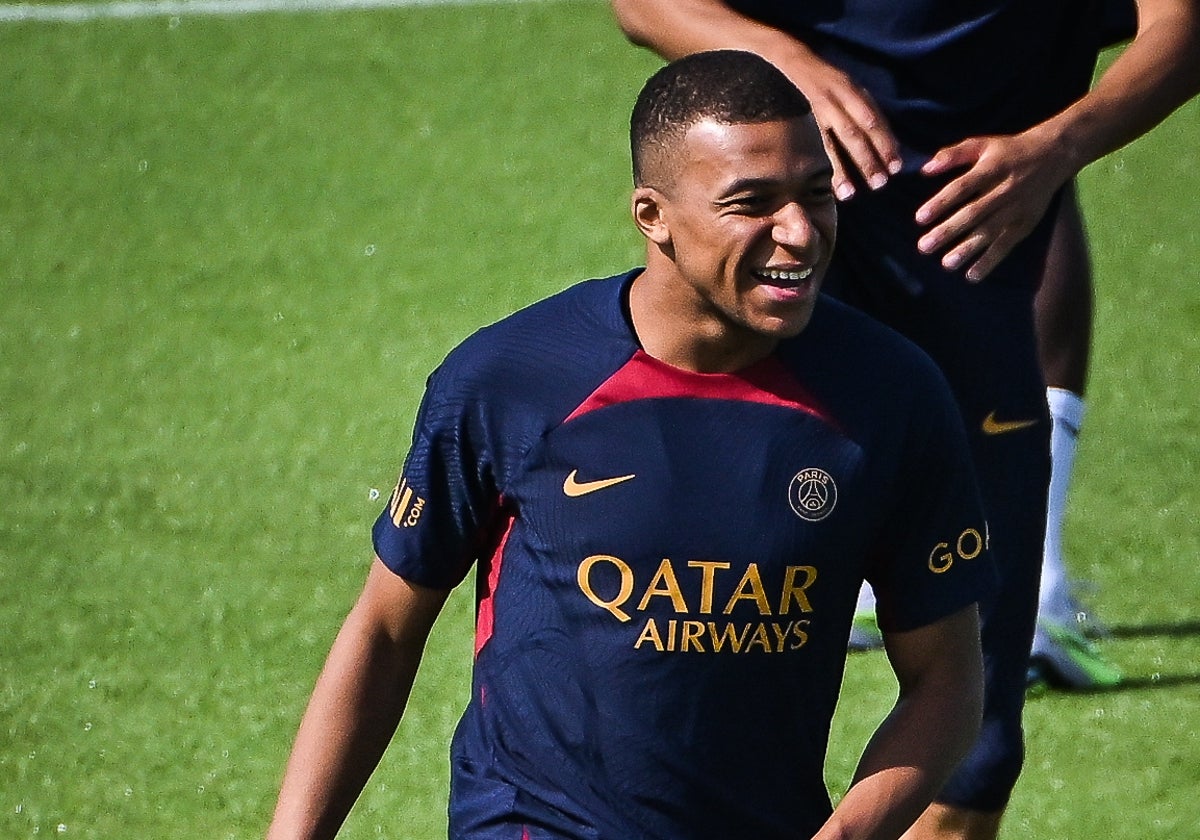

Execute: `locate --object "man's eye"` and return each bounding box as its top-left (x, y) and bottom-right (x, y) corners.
top-left (727, 195), bottom-right (771, 212)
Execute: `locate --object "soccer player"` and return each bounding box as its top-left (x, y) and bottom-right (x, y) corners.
top-left (1027, 0), bottom-right (1137, 689)
top-left (863, 187), bottom-right (1123, 680)
top-left (267, 50), bottom-right (994, 840)
top-left (1029, 188), bottom-right (1123, 689)
top-left (610, 1), bottom-right (1200, 838)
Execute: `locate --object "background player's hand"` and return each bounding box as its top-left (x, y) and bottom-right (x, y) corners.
top-left (914, 130), bottom-right (1076, 281)
top-left (780, 50), bottom-right (902, 200)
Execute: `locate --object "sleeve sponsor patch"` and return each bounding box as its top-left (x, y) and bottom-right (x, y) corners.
top-left (387, 476), bottom-right (426, 529)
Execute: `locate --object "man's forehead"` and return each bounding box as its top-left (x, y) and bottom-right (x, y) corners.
top-left (683, 115), bottom-right (821, 151)
top-left (679, 116), bottom-right (830, 178)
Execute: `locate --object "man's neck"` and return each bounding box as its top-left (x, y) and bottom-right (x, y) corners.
top-left (627, 267), bottom-right (777, 374)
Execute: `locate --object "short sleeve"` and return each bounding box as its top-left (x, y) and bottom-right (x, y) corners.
top-left (867, 368), bottom-right (997, 633)
top-left (371, 364), bottom-right (500, 590)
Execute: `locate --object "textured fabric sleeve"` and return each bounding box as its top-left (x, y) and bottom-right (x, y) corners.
top-left (867, 363), bottom-right (997, 633)
top-left (371, 362), bottom-right (499, 590)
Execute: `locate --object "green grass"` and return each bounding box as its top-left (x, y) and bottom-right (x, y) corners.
top-left (2, 3), bottom-right (1198, 837)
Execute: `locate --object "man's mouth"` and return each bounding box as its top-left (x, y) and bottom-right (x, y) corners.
top-left (754, 267), bottom-right (814, 285)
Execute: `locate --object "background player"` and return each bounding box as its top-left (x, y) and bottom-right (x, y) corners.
top-left (610, 2), bottom-right (1200, 838)
top-left (1029, 188), bottom-right (1115, 687)
top-left (809, 2), bottom-right (1139, 684)
top-left (1026, 0), bottom-right (1136, 688)
top-left (267, 50), bottom-right (993, 840)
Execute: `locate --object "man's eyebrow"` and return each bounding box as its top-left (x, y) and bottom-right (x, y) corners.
top-left (716, 177), bottom-right (779, 198)
top-left (716, 168), bottom-right (835, 200)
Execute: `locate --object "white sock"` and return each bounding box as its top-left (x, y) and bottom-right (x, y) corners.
top-left (855, 582), bottom-right (876, 614)
top-left (1041, 387), bottom-right (1085, 617)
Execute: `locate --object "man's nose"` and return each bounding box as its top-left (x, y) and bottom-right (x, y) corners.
top-left (772, 202), bottom-right (816, 251)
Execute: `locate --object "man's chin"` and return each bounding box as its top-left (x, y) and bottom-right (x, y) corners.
top-left (752, 309), bottom-right (815, 341)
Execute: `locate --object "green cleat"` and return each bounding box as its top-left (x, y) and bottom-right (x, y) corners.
top-left (1030, 620), bottom-right (1122, 690)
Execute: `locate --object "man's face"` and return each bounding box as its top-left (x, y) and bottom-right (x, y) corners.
top-left (649, 116), bottom-right (836, 342)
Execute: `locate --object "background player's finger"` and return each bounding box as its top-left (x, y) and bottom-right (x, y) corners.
top-left (917, 196), bottom-right (987, 255)
top-left (826, 115), bottom-right (893, 190)
top-left (841, 86), bottom-right (903, 175)
top-left (940, 230), bottom-right (989, 272)
top-left (919, 137), bottom-right (984, 177)
top-left (965, 232), bottom-right (1021, 282)
top-left (819, 130), bottom-right (856, 200)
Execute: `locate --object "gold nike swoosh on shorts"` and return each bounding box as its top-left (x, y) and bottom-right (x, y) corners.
top-left (981, 411), bottom-right (1040, 435)
top-left (562, 469), bottom-right (636, 497)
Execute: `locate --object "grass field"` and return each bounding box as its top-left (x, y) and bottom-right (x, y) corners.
top-left (2, 2), bottom-right (1198, 837)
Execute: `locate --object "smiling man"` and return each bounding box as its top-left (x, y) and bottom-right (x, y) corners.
top-left (627, 110), bottom-right (836, 371)
top-left (267, 50), bottom-right (993, 840)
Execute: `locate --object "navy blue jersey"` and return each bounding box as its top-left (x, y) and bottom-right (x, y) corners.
top-left (727, 0), bottom-right (1128, 160)
top-left (374, 271), bottom-right (992, 840)
top-left (726, 0), bottom-right (1132, 296)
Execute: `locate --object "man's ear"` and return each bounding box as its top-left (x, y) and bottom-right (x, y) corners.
top-left (632, 186), bottom-right (671, 246)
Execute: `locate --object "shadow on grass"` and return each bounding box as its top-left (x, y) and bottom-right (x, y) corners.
top-left (1031, 671), bottom-right (1200, 696)
top-left (1111, 672), bottom-right (1200, 690)
top-left (1111, 617), bottom-right (1200, 692)
top-left (1105, 619), bottom-right (1200, 640)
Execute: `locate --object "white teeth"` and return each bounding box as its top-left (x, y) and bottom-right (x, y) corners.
top-left (758, 267), bottom-right (813, 281)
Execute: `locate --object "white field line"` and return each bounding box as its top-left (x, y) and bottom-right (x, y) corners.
top-left (0, 0), bottom-right (552, 23)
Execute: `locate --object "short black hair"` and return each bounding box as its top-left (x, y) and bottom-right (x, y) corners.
top-left (630, 50), bottom-right (813, 186)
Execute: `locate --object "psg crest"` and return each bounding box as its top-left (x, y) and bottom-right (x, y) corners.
top-left (788, 468), bottom-right (837, 522)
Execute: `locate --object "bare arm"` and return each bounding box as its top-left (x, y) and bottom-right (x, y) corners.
top-left (611, 0), bottom-right (903, 198)
top-left (266, 557), bottom-right (450, 840)
top-left (812, 605), bottom-right (985, 840)
top-left (917, 0), bottom-right (1200, 280)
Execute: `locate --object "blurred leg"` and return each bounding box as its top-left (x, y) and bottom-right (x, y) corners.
top-left (1029, 183), bottom-right (1121, 689)
top-left (1033, 184), bottom-right (1092, 396)
top-left (1033, 188), bottom-right (1091, 624)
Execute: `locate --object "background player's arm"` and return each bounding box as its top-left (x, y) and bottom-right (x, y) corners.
top-left (266, 557), bottom-right (450, 840)
top-left (812, 605), bottom-right (985, 840)
top-left (917, 0), bottom-right (1200, 280)
top-left (610, 0), bottom-right (902, 199)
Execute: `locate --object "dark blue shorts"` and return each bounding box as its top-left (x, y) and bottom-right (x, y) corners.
top-left (828, 172), bottom-right (1055, 811)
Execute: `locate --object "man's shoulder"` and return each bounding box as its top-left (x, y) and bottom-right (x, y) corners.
top-left (431, 271), bottom-right (639, 405)
top-left (451, 271), bottom-right (631, 360)
top-left (486, 271), bottom-right (631, 336)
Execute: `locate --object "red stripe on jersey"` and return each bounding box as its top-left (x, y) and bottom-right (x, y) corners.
top-left (474, 510), bottom-right (517, 657)
top-left (564, 349), bottom-right (833, 424)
